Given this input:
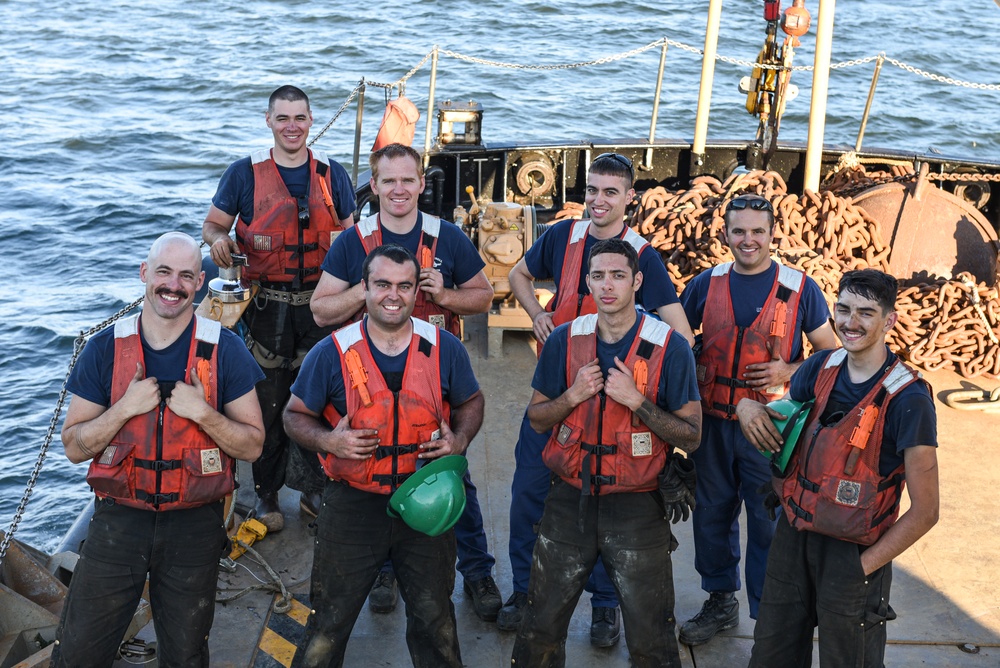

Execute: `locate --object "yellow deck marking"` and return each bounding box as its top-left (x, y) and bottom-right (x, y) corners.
top-left (286, 597), bottom-right (311, 625)
top-left (258, 626), bottom-right (297, 667)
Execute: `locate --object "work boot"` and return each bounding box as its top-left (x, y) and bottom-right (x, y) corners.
top-left (252, 492), bottom-right (284, 533)
top-left (299, 491), bottom-right (322, 518)
top-left (679, 592), bottom-right (739, 646)
top-left (368, 571), bottom-right (399, 613)
top-left (463, 575), bottom-right (503, 622)
top-left (496, 591), bottom-right (528, 631)
top-left (590, 606), bottom-right (621, 647)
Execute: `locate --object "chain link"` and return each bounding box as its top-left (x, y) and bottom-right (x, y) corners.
top-left (309, 79), bottom-right (366, 147)
top-left (0, 298), bottom-right (145, 567)
top-left (310, 41), bottom-right (999, 141)
top-left (884, 56), bottom-right (1000, 91)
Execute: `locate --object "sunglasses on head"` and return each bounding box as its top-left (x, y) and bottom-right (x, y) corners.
top-left (727, 196), bottom-right (774, 214)
top-left (594, 152), bottom-right (634, 180)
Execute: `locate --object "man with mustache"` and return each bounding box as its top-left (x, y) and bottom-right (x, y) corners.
top-left (678, 194), bottom-right (838, 646)
top-left (285, 243), bottom-right (484, 667)
top-left (52, 232), bottom-right (264, 667)
top-left (737, 269), bottom-right (939, 667)
top-left (203, 85), bottom-right (355, 533)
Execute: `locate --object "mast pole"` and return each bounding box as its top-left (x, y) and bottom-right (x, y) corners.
top-left (423, 47), bottom-right (439, 168)
top-left (691, 0), bottom-right (723, 175)
top-left (803, 0), bottom-right (836, 192)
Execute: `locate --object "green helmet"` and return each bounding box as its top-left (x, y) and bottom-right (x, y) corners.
top-left (387, 456), bottom-right (468, 536)
top-left (762, 399), bottom-right (814, 473)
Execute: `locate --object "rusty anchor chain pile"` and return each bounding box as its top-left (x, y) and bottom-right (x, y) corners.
top-left (623, 169), bottom-right (1000, 379)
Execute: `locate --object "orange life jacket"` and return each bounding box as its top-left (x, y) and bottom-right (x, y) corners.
top-left (696, 261), bottom-right (806, 419)
top-left (352, 213), bottom-right (462, 336)
top-left (546, 220), bottom-right (651, 328)
top-left (776, 349), bottom-right (922, 545)
top-left (235, 148), bottom-right (346, 285)
top-left (86, 314), bottom-right (234, 511)
top-left (319, 318), bottom-right (450, 494)
top-left (371, 97), bottom-right (420, 152)
top-left (542, 313), bottom-right (673, 495)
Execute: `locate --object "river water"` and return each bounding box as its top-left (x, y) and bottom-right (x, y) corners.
top-left (2, 0), bottom-right (999, 551)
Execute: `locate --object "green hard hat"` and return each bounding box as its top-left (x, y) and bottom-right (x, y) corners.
top-left (387, 455), bottom-right (468, 537)
top-left (762, 399), bottom-right (814, 473)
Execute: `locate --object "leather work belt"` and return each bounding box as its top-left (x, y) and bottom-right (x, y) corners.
top-left (259, 286), bottom-right (314, 306)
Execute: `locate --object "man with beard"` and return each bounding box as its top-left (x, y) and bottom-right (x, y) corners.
top-left (309, 143), bottom-right (500, 621)
top-left (52, 232), bottom-right (264, 667)
top-left (285, 244), bottom-right (484, 667)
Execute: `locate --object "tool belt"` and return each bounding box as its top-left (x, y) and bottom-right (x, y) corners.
top-left (258, 285), bottom-right (314, 306)
top-left (245, 332), bottom-right (307, 371)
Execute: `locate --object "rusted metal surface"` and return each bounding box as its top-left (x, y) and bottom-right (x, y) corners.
top-left (619, 168), bottom-right (1000, 379)
top-left (852, 165), bottom-right (999, 287)
top-left (0, 533), bottom-right (67, 616)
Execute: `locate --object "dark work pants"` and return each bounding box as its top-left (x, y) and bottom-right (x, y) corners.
top-left (511, 479), bottom-right (681, 668)
top-left (690, 414), bottom-right (777, 617)
top-left (293, 482), bottom-right (462, 668)
top-left (380, 468), bottom-right (496, 580)
top-left (507, 413), bottom-right (619, 606)
top-left (749, 514), bottom-right (893, 668)
top-left (244, 296), bottom-right (332, 497)
top-left (52, 499), bottom-right (228, 668)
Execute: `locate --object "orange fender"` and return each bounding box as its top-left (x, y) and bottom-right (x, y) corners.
top-left (372, 97), bottom-right (420, 151)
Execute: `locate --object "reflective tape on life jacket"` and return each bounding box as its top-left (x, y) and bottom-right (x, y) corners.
top-left (776, 349), bottom-right (923, 545)
top-left (235, 148), bottom-right (346, 285)
top-left (696, 261), bottom-right (806, 419)
top-left (351, 213), bottom-right (461, 336)
top-left (86, 314), bottom-right (234, 511)
top-left (542, 313), bottom-right (673, 495)
top-left (320, 317), bottom-right (450, 494)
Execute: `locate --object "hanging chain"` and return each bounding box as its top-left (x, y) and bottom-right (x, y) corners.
top-left (0, 297), bottom-right (144, 567)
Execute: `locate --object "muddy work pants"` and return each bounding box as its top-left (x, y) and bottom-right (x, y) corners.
top-left (749, 514), bottom-right (894, 668)
top-left (51, 499), bottom-right (228, 668)
top-left (293, 482), bottom-right (462, 668)
top-left (508, 412), bottom-right (619, 606)
top-left (511, 479), bottom-right (681, 668)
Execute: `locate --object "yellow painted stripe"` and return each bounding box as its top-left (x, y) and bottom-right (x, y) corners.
top-left (286, 598), bottom-right (311, 626)
top-left (258, 626), bottom-right (297, 667)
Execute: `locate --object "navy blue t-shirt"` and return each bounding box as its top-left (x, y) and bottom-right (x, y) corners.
top-left (681, 261), bottom-right (830, 361)
top-left (67, 316), bottom-right (264, 408)
top-left (320, 212), bottom-right (485, 289)
top-left (211, 153), bottom-right (355, 224)
top-left (790, 347), bottom-right (937, 476)
top-left (533, 316), bottom-right (699, 413)
top-left (291, 319), bottom-right (479, 417)
top-left (524, 219), bottom-right (679, 313)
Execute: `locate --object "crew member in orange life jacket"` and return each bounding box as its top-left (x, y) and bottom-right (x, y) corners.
top-left (510, 238), bottom-right (701, 667)
top-left (499, 152), bottom-right (694, 644)
top-left (52, 232), bottom-right (264, 667)
top-left (678, 194), bottom-right (838, 646)
top-left (284, 244), bottom-right (484, 667)
top-left (203, 85), bottom-right (355, 533)
top-left (309, 143), bottom-right (502, 621)
top-left (737, 269), bottom-right (939, 667)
